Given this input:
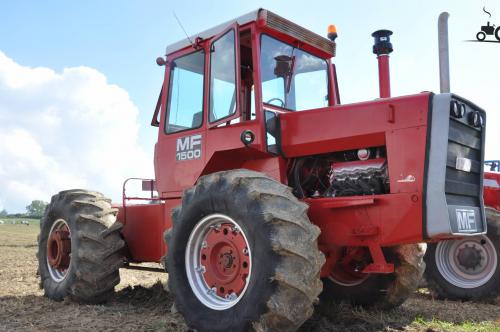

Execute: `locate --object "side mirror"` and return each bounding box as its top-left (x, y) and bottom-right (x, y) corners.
top-left (274, 55), bottom-right (293, 77)
top-left (274, 55), bottom-right (295, 93)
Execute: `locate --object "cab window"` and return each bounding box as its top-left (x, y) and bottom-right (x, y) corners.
top-left (165, 50), bottom-right (205, 134)
top-left (209, 30), bottom-right (237, 122)
top-left (260, 34), bottom-right (329, 111)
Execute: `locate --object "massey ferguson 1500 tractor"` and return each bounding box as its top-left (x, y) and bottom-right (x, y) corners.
top-left (424, 163), bottom-right (500, 300)
top-left (37, 9), bottom-right (488, 331)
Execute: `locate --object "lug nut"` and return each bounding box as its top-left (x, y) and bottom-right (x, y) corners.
top-left (210, 224), bottom-right (221, 232)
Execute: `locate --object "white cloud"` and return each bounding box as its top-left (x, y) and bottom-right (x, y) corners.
top-left (0, 51), bottom-right (152, 213)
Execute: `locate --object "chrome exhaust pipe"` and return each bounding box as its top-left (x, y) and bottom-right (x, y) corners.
top-left (438, 12), bottom-right (450, 93)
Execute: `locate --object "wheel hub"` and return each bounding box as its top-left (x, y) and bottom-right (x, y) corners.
top-left (329, 247), bottom-right (370, 286)
top-left (201, 224), bottom-right (249, 298)
top-left (47, 229), bottom-right (71, 269)
top-left (185, 214), bottom-right (252, 310)
top-left (46, 219), bottom-right (72, 282)
top-left (456, 244), bottom-right (483, 271)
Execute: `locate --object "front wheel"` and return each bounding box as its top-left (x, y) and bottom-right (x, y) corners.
top-left (165, 170), bottom-right (324, 331)
top-left (477, 31), bottom-right (487, 41)
top-left (424, 208), bottom-right (500, 300)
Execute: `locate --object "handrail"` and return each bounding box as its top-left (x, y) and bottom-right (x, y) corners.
top-left (121, 177), bottom-right (158, 224)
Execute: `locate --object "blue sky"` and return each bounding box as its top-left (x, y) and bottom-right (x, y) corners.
top-left (1, 0), bottom-right (499, 212)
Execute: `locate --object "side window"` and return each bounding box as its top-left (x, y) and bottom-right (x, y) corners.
top-left (166, 50), bottom-right (205, 134)
top-left (209, 30), bottom-right (236, 122)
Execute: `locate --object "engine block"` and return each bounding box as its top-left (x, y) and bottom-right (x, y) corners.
top-left (326, 158), bottom-right (389, 197)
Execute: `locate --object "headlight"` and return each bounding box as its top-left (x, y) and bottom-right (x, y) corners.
top-left (468, 111), bottom-right (484, 128)
top-left (450, 100), bottom-right (465, 118)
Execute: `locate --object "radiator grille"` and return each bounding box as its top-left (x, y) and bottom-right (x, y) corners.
top-left (445, 98), bottom-right (484, 207)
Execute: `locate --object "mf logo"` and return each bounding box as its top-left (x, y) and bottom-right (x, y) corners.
top-left (455, 209), bottom-right (477, 232)
top-left (176, 134), bottom-right (202, 161)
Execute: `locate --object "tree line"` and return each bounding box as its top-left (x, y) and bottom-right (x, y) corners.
top-left (0, 200), bottom-right (48, 219)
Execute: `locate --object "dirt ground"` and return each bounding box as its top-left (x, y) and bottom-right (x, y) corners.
top-left (1, 222), bottom-right (499, 332)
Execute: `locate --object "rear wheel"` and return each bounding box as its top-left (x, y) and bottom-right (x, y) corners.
top-left (37, 190), bottom-right (125, 303)
top-left (165, 169), bottom-right (324, 331)
top-left (424, 208), bottom-right (500, 300)
top-left (495, 27), bottom-right (500, 41)
top-left (319, 244), bottom-right (426, 310)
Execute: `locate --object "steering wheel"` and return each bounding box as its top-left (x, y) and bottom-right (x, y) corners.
top-left (266, 97), bottom-right (285, 108)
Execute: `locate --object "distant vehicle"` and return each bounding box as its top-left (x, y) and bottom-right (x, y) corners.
top-left (485, 160), bottom-right (500, 172)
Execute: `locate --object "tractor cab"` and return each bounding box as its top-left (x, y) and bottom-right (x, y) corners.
top-left (152, 9), bottom-right (337, 196)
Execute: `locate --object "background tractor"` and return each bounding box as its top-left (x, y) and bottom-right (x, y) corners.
top-left (37, 9), bottom-right (488, 331)
top-left (424, 162), bottom-right (500, 300)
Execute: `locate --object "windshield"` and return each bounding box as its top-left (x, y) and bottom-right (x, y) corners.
top-left (260, 34), bottom-right (329, 111)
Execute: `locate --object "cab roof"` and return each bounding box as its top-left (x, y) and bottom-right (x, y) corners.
top-left (165, 9), bottom-right (336, 57)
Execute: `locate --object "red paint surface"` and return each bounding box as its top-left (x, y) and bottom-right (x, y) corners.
top-left (484, 172), bottom-right (500, 210)
top-left (377, 55), bottom-right (391, 98)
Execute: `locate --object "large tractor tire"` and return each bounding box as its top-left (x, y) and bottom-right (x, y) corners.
top-left (319, 243), bottom-right (426, 311)
top-left (424, 207), bottom-right (500, 300)
top-left (165, 169), bottom-right (324, 331)
top-left (37, 189), bottom-right (125, 303)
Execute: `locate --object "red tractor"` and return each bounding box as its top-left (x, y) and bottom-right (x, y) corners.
top-left (37, 9), bottom-right (487, 331)
top-left (424, 162), bottom-right (500, 300)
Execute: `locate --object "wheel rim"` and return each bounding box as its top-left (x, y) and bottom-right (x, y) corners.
top-left (328, 247), bottom-right (370, 286)
top-left (46, 219), bottom-right (71, 282)
top-left (185, 214), bottom-right (252, 310)
top-left (435, 235), bottom-right (497, 288)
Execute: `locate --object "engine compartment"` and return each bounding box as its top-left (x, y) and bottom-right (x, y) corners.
top-left (288, 146), bottom-right (390, 199)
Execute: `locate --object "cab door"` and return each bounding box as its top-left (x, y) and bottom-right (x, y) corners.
top-left (205, 24), bottom-right (263, 159)
top-left (155, 47), bottom-right (207, 197)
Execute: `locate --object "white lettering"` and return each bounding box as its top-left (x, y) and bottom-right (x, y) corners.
top-left (176, 134), bottom-right (202, 161)
top-left (456, 209), bottom-right (477, 232)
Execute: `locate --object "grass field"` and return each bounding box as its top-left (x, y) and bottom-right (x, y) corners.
top-left (0, 221), bottom-right (499, 331)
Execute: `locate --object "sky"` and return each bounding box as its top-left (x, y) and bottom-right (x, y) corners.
top-left (1, 0), bottom-right (499, 212)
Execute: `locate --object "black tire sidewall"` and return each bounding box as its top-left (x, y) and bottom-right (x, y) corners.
top-left (39, 196), bottom-right (81, 301)
top-left (424, 221), bottom-right (500, 300)
top-left (495, 27), bottom-right (500, 41)
top-left (477, 32), bottom-right (486, 41)
top-left (167, 185), bottom-right (278, 330)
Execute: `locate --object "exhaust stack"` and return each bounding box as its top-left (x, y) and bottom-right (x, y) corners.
top-left (438, 12), bottom-right (450, 93)
top-left (372, 30), bottom-right (393, 98)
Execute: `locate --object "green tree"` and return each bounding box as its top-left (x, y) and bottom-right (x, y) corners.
top-left (0, 209), bottom-right (7, 217)
top-left (26, 200), bottom-right (48, 218)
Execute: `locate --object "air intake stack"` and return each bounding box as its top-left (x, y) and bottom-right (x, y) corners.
top-left (372, 29), bottom-right (393, 98)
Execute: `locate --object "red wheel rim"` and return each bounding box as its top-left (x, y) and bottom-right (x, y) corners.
top-left (185, 214), bottom-right (252, 310)
top-left (329, 247), bottom-right (370, 286)
top-left (46, 219), bottom-right (71, 282)
top-left (201, 223), bottom-right (250, 298)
